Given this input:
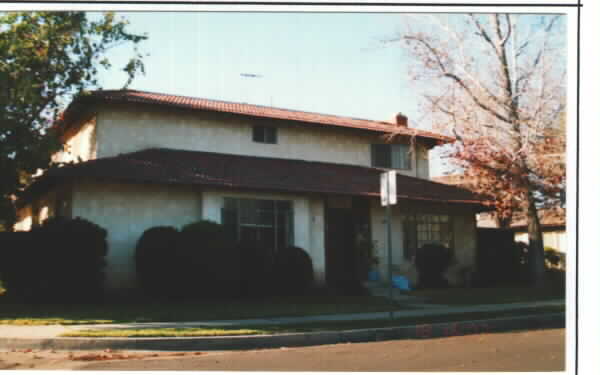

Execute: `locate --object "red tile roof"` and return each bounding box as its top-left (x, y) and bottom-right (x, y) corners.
top-left (60, 90), bottom-right (454, 144)
top-left (511, 208), bottom-right (566, 229)
top-left (27, 149), bottom-right (487, 207)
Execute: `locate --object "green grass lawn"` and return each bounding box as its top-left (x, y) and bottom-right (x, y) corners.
top-left (0, 286), bottom-right (565, 326)
top-left (408, 286), bottom-right (565, 305)
top-left (0, 295), bottom-right (408, 326)
top-left (62, 327), bottom-right (273, 337)
top-left (61, 305), bottom-right (565, 337)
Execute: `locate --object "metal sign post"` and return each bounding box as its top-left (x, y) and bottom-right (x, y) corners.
top-left (380, 171), bottom-right (397, 320)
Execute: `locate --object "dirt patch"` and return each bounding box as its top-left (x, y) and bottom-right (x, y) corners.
top-left (0, 348), bottom-right (207, 370)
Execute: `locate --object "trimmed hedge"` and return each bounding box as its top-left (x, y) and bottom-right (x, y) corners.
top-left (238, 242), bottom-right (275, 297)
top-left (135, 226), bottom-right (180, 296)
top-left (272, 246), bottom-right (314, 296)
top-left (415, 243), bottom-right (453, 288)
top-left (0, 231), bottom-right (33, 299)
top-left (0, 217), bottom-right (108, 302)
top-left (475, 242), bottom-right (527, 287)
top-left (474, 238), bottom-right (567, 288)
top-left (135, 222), bottom-right (317, 299)
top-left (180, 221), bottom-right (241, 298)
top-left (135, 220), bottom-right (242, 299)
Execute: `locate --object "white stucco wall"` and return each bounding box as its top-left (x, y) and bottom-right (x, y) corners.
top-left (54, 117), bottom-right (97, 164)
top-left (18, 178), bottom-right (328, 295)
top-left (416, 144), bottom-right (430, 180)
top-left (309, 198), bottom-right (326, 286)
top-left (20, 182), bottom-right (327, 293)
top-left (95, 105), bottom-right (430, 179)
top-left (14, 206), bottom-right (33, 232)
top-left (444, 211), bottom-right (478, 286)
top-left (14, 191), bottom-right (58, 231)
top-left (71, 182), bottom-right (203, 292)
top-left (201, 189), bottom-right (326, 285)
top-left (370, 200), bottom-right (405, 281)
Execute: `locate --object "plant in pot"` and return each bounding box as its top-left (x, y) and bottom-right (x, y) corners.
top-left (356, 235), bottom-right (379, 281)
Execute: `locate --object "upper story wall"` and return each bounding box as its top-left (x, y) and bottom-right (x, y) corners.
top-left (53, 117), bottom-right (97, 164)
top-left (87, 104), bottom-right (430, 179)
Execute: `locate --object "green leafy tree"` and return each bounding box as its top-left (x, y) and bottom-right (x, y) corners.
top-left (0, 12), bottom-right (146, 229)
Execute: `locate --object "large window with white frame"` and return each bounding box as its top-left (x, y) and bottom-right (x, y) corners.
top-left (403, 213), bottom-right (453, 260)
top-left (221, 198), bottom-right (294, 255)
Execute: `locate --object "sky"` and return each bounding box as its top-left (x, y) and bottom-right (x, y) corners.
top-left (94, 12), bottom-right (421, 124)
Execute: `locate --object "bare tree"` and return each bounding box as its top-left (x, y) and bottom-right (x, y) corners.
top-left (393, 14), bottom-right (566, 286)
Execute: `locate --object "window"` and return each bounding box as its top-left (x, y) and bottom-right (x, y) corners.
top-left (371, 144), bottom-right (411, 170)
top-left (252, 126), bottom-right (277, 144)
top-left (403, 214), bottom-right (452, 260)
top-left (221, 198), bottom-right (293, 255)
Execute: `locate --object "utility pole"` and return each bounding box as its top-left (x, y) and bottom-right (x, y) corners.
top-left (380, 170), bottom-right (397, 319)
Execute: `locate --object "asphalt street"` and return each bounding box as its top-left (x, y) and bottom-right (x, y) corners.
top-left (51, 328), bottom-right (565, 372)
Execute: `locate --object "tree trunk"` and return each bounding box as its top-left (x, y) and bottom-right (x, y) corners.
top-left (496, 214), bottom-right (513, 229)
top-left (526, 192), bottom-right (545, 287)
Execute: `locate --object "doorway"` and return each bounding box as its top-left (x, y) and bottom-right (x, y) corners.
top-left (324, 196), bottom-right (370, 289)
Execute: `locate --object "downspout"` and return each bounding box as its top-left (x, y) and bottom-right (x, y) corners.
top-left (415, 145), bottom-right (419, 178)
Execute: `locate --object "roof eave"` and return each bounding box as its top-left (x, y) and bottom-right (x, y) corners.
top-left (58, 91), bottom-right (454, 144)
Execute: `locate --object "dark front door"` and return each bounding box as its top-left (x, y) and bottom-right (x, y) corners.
top-left (324, 197), bottom-right (370, 289)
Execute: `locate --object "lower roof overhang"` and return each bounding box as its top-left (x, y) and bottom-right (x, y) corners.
top-left (19, 148), bottom-right (491, 211)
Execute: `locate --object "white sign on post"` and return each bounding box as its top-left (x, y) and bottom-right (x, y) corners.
top-left (381, 170), bottom-right (397, 319)
top-left (380, 171), bottom-right (397, 206)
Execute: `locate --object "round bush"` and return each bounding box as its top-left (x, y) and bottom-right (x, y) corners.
top-left (272, 246), bottom-right (314, 296)
top-left (135, 226), bottom-right (180, 296)
top-left (239, 243), bottom-right (275, 297)
top-left (0, 231), bottom-right (37, 300)
top-left (415, 243), bottom-right (453, 289)
top-left (179, 220), bottom-right (241, 298)
top-left (2, 216), bottom-right (108, 302)
top-left (38, 216), bottom-right (108, 302)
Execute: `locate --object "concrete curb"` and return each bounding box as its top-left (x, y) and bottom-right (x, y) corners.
top-left (0, 313), bottom-right (565, 351)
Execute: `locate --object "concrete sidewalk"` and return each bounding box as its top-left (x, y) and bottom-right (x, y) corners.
top-left (0, 299), bottom-right (564, 339)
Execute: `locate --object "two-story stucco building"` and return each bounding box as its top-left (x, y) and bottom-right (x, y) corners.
top-left (15, 90), bottom-right (486, 294)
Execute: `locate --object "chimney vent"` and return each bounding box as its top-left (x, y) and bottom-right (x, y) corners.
top-left (394, 113), bottom-right (408, 127)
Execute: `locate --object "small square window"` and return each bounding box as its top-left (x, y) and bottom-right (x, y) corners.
top-left (253, 126), bottom-right (277, 144)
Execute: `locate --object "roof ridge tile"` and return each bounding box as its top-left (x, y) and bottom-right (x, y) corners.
top-left (67, 89), bottom-right (454, 143)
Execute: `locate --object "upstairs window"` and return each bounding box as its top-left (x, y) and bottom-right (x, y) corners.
top-left (252, 126), bottom-right (277, 144)
top-left (371, 144), bottom-right (411, 170)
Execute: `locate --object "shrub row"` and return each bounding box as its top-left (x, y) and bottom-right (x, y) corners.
top-left (135, 221), bottom-right (314, 299)
top-left (474, 242), bottom-right (527, 287)
top-left (0, 217), bottom-right (108, 302)
top-left (413, 242), bottom-right (566, 290)
top-left (474, 240), bottom-right (566, 288)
